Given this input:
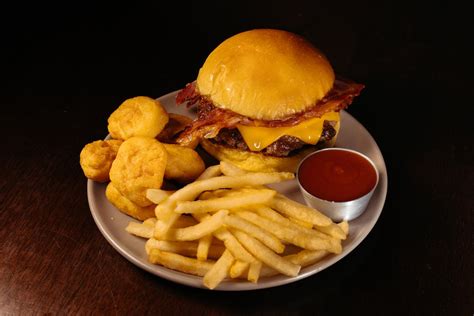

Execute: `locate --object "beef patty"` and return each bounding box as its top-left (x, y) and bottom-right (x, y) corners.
top-left (210, 121), bottom-right (337, 157)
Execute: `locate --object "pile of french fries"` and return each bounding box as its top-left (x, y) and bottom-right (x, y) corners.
top-left (126, 161), bottom-right (349, 289)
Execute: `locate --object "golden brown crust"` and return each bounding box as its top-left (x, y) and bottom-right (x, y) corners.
top-left (79, 139), bottom-right (123, 182)
top-left (107, 96), bottom-right (169, 140)
top-left (163, 143), bottom-right (205, 183)
top-left (105, 182), bottom-right (155, 220)
top-left (196, 29), bottom-right (335, 120)
top-left (109, 137), bottom-right (167, 207)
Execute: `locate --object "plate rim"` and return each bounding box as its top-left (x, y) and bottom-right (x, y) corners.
top-left (87, 90), bottom-right (388, 291)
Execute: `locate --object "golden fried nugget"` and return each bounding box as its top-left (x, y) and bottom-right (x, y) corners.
top-left (110, 137), bottom-right (167, 207)
top-left (157, 113), bottom-right (193, 144)
top-left (163, 143), bottom-right (205, 183)
top-left (105, 182), bottom-right (155, 220)
top-left (79, 139), bottom-right (123, 182)
top-left (107, 96), bottom-right (169, 140)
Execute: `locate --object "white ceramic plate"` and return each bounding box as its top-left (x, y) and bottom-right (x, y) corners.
top-left (88, 90), bottom-right (388, 291)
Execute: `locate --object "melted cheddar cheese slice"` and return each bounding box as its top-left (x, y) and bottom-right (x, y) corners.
top-left (236, 112), bottom-right (340, 152)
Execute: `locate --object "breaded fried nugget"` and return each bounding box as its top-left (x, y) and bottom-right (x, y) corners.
top-left (105, 182), bottom-right (155, 220)
top-left (108, 96), bottom-right (169, 140)
top-left (163, 143), bottom-right (205, 183)
top-left (157, 113), bottom-right (194, 145)
top-left (80, 139), bottom-right (123, 182)
top-left (110, 137), bottom-right (167, 207)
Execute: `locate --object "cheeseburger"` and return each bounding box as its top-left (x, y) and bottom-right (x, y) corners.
top-left (176, 29), bottom-right (364, 172)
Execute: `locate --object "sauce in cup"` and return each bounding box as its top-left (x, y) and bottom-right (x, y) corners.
top-left (298, 149), bottom-right (377, 202)
top-left (297, 148), bottom-right (379, 221)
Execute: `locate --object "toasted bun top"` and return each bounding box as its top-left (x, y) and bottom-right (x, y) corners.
top-left (196, 29), bottom-right (335, 120)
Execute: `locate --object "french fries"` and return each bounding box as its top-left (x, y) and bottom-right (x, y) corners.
top-left (203, 250), bottom-right (234, 289)
top-left (196, 165), bottom-right (222, 180)
top-left (148, 249), bottom-right (214, 277)
top-left (167, 210), bottom-right (228, 241)
top-left (260, 249), bottom-right (328, 277)
top-left (197, 234), bottom-right (213, 261)
top-left (125, 162), bottom-right (349, 289)
top-left (146, 189), bottom-right (174, 204)
top-left (314, 222), bottom-right (347, 240)
top-left (213, 227), bottom-right (256, 263)
top-left (234, 210), bottom-right (340, 253)
top-left (166, 172), bottom-right (294, 203)
top-left (224, 214), bottom-right (285, 254)
top-left (145, 239), bottom-right (225, 259)
top-left (229, 260), bottom-right (249, 278)
top-left (126, 221), bottom-right (154, 238)
top-left (219, 161), bottom-right (246, 176)
top-left (175, 189), bottom-right (276, 214)
top-left (271, 194), bottom-right (332, 227)
top-left (154, 171), bottom-right (294, 238)
top-left (231, 229), bottom-right (300, 277)
top-left (248, 261), bottom-right (263, 283)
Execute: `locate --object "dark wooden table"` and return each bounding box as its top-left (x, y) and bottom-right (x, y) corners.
top-left (1, 2), bottom-right (472, 315)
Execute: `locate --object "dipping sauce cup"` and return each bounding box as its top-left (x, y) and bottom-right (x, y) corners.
top-left (297, 148), bottom-right (379, 221)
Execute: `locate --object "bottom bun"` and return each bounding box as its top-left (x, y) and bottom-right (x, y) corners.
top-left (201, 139), bottom-right (317, 173)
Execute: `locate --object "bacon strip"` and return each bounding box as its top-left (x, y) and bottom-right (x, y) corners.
top-left (176, 82), bottom-right (199, 106)
top-left (175, 78), bottom-right (364, 146)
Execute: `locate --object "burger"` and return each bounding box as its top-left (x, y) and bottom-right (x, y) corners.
top-left (176, 29), bottom-right (364, 172)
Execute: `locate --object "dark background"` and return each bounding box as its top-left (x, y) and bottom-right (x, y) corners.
top-left (1, 1), bottom-right (472, 314)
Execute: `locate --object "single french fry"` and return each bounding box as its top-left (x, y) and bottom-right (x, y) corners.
top-left (231, 229), bottom-right (300, 277)
top-left (196, 165), bottom-right (222, 180)
top-left (197, 234), bottom-right (213, 261)
top-left (219, 161), bottom-right (247, 176)
top-left (166, 210), bottom-right (228, 241)
top-left (198, 191), bottom-right (216, 200)
top-left (338, 221), bottom-right (350, 236)
top-left (176, 189), bottom-right (276, 214)
top-left (213, 228), bottom-right (256, 263)
top-left (145, 239), bottom-right (225, 259)
top-left (200, 188), bottom-right (257, 199)
top-left (286, 249), bottom-right (329, 267)
top-left (252, 205), bottom-right (287, 222)
top-left (260, 249), bottom-right (329, 277)
top-left (247, 261), bottom-right (262, 283)
top-left (271, 194), bottom-right (332, 227)
top-left (148, 249), bottom-right (214, 277)
top-left (289, 217), bottom-right (313, 229)
top-left (146, 238), bottom-right (197, 257)
top-left (143, 217), bottom-right (157, 227)
top-left (314, 222), bottom-right (347, 240)
top-left (146, 189), bottom-right (174, 204)
top-left (224, 214), bottom-right (285, 253)
top-left (126, 221), bottom-right (154, 238)
top-left (203, 250), bottom-right (235, 289)
top-left (229, 260), bottom-right (250, 278)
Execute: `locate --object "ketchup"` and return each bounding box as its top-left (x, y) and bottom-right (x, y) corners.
top-left (298, 149), bottom-right (377, 202)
